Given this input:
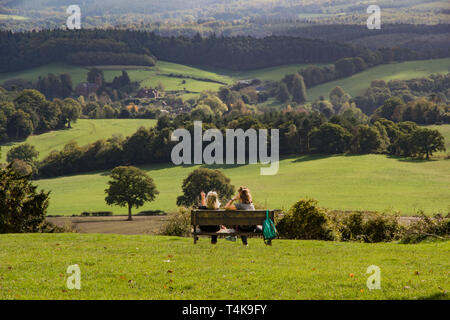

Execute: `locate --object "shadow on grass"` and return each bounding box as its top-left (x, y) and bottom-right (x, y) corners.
top-left (416, 292), bottom-right (449, 300)
top-left (386, 155), bottom-right (438, 163)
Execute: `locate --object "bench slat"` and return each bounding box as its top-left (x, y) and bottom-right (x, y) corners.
top-left (191, 210), bottom-right (274, 226)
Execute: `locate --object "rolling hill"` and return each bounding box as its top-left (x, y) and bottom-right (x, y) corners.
top-left (36, 152), bottom-right (450, 216)
top-left (0, 119), bottom-right (157, 162)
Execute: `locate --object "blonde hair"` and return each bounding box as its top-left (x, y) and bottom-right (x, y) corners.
top-left (206, 191), bottom-right (220, 209)
top-left (238, 186), bottom-right (252, 204)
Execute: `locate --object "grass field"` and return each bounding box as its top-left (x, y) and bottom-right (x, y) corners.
top-left (0, 233), bottom-right (448, 300)
top-left (35, 153), bottom-right (450, 216)
top-left (0, 119), bottom-right (157, 162)
top-left (307, 58), bottom-right (450, 101)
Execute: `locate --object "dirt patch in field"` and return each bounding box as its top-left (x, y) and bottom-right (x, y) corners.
top-left (47, 216), bottom-right (169, 235)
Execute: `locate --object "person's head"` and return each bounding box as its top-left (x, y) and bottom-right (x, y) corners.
top-left (206, 191), bottom-right (220, 209)
top-left (238, 186), bottom-right (252, 204)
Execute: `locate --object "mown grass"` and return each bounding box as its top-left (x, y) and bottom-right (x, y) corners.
top-left (0, 119), bottom-right (157, 162)
top-left (0, 234), bottom-right (448, 300)
top-left (36, 153), bottom-right (450, 216)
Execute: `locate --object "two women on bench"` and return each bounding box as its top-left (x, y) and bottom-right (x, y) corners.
top-left (198, 186), bottom-right (255, 246)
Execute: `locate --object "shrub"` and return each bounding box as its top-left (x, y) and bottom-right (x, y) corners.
top-left (331, 211), bottom-right (401, 243)
top-left (160, 207), bottom-right (191, 237)
top-left (276, 199), bottom-right (336, 240)
top-left (400, 213), bottom-right (450, 244)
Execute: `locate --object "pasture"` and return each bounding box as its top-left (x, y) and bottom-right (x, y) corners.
top-left (307, 58), bottom-right (450, 101)
top-left (0, 119), bottom-right (157, 162)
top-left (0, 233), bottom-right (448, 300)
top-left (36, 153), bottom-right (450, 216)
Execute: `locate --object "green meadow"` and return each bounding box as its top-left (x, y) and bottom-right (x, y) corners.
top-left (307, 58), bottom-right (450, 101)
top-left (0, 119), bottom-right (157, 162)
top-left (36, 154), bottom-right (450, 216)
top-left (0, 233), bottom-right (448, 300)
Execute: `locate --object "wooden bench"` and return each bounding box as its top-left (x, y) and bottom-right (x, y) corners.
top-left (191, 209), bottom-right (275, 244)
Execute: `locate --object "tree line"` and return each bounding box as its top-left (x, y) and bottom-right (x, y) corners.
top-left (0, 28), bottom-right (404, 73)
top-left (34, 110), bottom-right (446, 179)
top-left (0, 88), bottom-right (81, 142)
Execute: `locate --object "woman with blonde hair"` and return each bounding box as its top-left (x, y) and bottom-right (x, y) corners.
top-left (225, 186), bottom-right (255, 246)
top-left (198, 191), bottom-right (221, 244)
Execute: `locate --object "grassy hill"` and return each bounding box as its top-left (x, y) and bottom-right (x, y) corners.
top-left (0, 119), bottom-right (157, 162)
top-left (36, 153), bottom-right (450, 216)
top-left (0, 233), bottom-right (448, 300)
top-left (307, 58), bottom-right (450, 101)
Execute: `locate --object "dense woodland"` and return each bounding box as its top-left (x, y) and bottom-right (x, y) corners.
top-left (0, 29), bottom-right (364, 73)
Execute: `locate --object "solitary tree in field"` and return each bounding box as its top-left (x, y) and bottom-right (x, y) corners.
top-left (105, 166), bottom-right (159, 221)
top-left (410, 128), bottom-right (445, 160)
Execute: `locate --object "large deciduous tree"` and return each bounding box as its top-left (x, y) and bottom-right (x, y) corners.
top-left (105, 166), bottom-right (159, 221)
top-left (177, 168), bottom-right (235, 207)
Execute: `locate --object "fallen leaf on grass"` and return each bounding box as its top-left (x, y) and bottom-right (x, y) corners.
top-left (120, 276), bottom-right (126, 280)
top-left (167, 270), bottom-right (174, 274)
top-left (349, 273), bottom-right (354, 278)
top-left (414, 271), bottom-right (419, 275)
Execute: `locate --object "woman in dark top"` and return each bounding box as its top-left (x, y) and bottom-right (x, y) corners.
top-left (225, 186), bottom-right (255, 246)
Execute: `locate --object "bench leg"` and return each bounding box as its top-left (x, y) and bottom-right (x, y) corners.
top-left (193, 227), bottom-right (197, 244)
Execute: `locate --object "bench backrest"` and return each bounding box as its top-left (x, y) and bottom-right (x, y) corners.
top-left (191, 210), bottom-right (275, 226)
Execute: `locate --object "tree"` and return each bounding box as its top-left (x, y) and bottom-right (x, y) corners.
top-left (310, 122), bottom-right (352, 154)
top-left (7, 110), bottom-right (34, 139)
top-left (352, 125), bottom-right (382, 154)
top-left (292, 74), bottom-right (307, 104)
top-left (409, 128), bottom-right (445, 160)
top-left (177, 168), bottom-right (235, 207)
top-left (61, 98), bottom-right (81, 128)
top-left (276, 82), bottom-right (290, 103)
top-left (6, 143), bottom-right (39, 163)
top-left (87, 68), bottom-right (104, 83)
top-left (0, 164), bottom-right (50, 233)
top-left (374, 97), bottom-right (404, 121)
top-left (105, 166), bottom-right (159, 221)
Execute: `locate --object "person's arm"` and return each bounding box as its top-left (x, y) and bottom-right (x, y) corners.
top-left (225, 195), bottom-right (238, 210)
top-left (200, 191), bottom-right (206, 207)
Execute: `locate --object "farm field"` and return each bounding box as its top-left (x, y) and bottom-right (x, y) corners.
top-left (307, 58), bottom-right (450, 101)
top-left (0, 119), bottom-right (157, 162)
top-left (35, 153), bottom-right (450, 216)
top-left (0, 233), bottom-right (448, 300)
